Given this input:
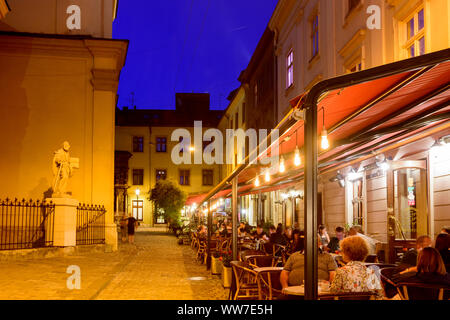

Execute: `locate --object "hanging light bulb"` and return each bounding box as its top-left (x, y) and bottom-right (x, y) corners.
top-left (265, 169), bottom-right (271, 182)
top-left (294, 146), bottom-right (301, 166)
top-left (279, 156), bottom-right (285, 173)
top-left (255, 175), bottom-right (260, 187)
top-left (321, 129), bottom-right (329, 150)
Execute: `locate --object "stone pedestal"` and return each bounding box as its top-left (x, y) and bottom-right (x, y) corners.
top-left (105, 223), bottom-right (118, 252)
top-left (48, 198), bottom-right (79, 247)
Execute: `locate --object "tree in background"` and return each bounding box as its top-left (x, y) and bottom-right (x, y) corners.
top-left (149, 180), bottom-right (186, 231)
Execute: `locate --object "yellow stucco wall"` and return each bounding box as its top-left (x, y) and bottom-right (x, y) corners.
top-left (0, 34), bottom-right (127, 250)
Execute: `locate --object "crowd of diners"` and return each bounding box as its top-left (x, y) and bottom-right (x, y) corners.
top-left (192, 219), bottom-right (450, 300)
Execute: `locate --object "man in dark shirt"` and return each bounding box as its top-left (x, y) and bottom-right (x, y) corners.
top-left (400, 235), bottom-right (432, 267)
top-left (251, 225), bottom-right (268, 241)
top-left (328, 226), bottom-right (345, 253)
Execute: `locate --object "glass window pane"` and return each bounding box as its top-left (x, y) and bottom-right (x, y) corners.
top-left (419, 37), bottom-right (425, 56)
top-left (409, 44), bottom-right (415, 57)
top-left (407, 18), bottom-right (414, 39)
top-left (418, 9), bottom-right (424, 30)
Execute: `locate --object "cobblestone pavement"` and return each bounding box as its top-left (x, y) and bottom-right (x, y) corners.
top-left (0, 232), bottom-right (229, 300)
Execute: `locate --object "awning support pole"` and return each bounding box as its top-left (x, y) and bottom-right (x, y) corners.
top-left (207, 199), bottom-right (212, 270)
top-left (232, 176), bottom-right (238, 261)
top-left (304, 100), bottom-right (318, 301)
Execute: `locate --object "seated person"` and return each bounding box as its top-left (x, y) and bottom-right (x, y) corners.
top-left (238, 222), bottom-right (250, 237)
top-left (435, 233), bottom-right (450, 273)
top-left (400, 235), bottom-right (432, 268)
top-left (389, 247), bottom-right (450, 300)
top-left (318, 225), bottom-right (330, 250)
top-left (348, 225), bottom-right (380, 255)
top-left (289, 229), bottom-right (304, 253)
top-left (197, 225), bottom-right (207, 240)
top-left (330, 235), bottom-right (383, 298)
top-left (328, 226), bottom-right (345, 253)
top-left (251, 224), bottom-right (269, 241)
top-left (280, 235), bottom-right (337, 288)
top-left (283, 227), bottom-right (293, 244)
top-left (269, 225), bottom-right (287, 246)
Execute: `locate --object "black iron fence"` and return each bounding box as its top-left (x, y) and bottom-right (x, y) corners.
top-left (0, 198), bottom-right (55, 250)
top-left (76, 203), bottom-right (106, 245)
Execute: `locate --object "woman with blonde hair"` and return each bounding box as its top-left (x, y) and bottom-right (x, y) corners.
top-left (330, 236), bottom-right (383, 297)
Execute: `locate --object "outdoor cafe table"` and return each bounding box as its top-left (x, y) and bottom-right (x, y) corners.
top-left (253, 267), bottom-right (284, 273)
top-left (282, 284), bottom-right (331, 297)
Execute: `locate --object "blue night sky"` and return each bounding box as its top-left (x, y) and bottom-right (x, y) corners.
top-left (113, 0), bottom-right (278, 110)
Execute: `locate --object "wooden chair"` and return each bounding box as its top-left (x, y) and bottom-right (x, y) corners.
top-left (318, 291), bottom-right (378, 300)
top-left (247, 255), bottom-right (276, 268)
top-left (257, 269), bottom-right (283, 300)
top-left (364, 254), bottom-right (379, 263)
top-left (196, 239), bottom-right (207, 263)
top-left (231, 261), bottom-right (259, 300)
top-left (240, 249), bottom-right (265, 262)
top-left (191, 232), bottom-right (198, 249)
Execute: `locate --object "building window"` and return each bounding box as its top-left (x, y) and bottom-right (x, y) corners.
top-left (347, 61), bottom-right (362, 73)
top-left (311, 14), bottom-right (319, 59)
top-left (132, 200), bottom-right (143, 221)
top-left (348, 0), bottom-right (360, 14)
top-left (179, 170), bottom-right (190, 185)
top-left (404, 8), bottom-right (425, 58)
top-left (132, 169), bottom-right (144, 185)
top-left (156, 137), bottom-right (167, 152)
top-left (133, 136), bottom-right (144, 152)
top-left (202, 170), bottom-right (213, 186)
top-left (156, 169), bottom-right (167, 181)
top-left (286, 50), bottom-right (294, 88)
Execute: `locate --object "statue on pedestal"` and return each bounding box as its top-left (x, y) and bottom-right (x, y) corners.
top-left (52, 141), bottom-right (79, 198)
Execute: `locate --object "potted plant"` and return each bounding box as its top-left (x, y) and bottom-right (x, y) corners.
top-left (211, 252), bottom-right (222, 275)
top-left (221, 252), bottom-right (233, 288)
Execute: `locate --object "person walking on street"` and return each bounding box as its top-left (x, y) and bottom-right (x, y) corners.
top-left (127, 213), bottom-right (138, 244)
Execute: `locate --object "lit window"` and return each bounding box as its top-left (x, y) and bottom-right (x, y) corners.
top-left (311, 14), bottom-right (319, 59)
top-left (156, 169), bottom-right (167, 181)
top-left (132, 200), bottom-right (143, 221)
top-left (404, 8), bottom-right (425, 58)
top-left (286, 50), bottom-right (294, 88)
top-left (348, 62), bottom-right (362, 73)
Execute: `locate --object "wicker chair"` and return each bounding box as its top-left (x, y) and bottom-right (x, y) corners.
top-left (246, 255), bottom-right (276, 268)
top-left (231, 261), bottom-right (259, 300)
top-left (240, 249), bottom-right (265, 262)
top-left (257, 269), bottom-right (283, 300)
top-left (395, 282), bottom-right (450, 300)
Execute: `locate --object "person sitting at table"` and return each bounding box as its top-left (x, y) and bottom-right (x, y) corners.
top-left (330, 236), bottom-right (383, 298)
top-left (328, 226), bottom-right (345, 253)
top-left (283, 227), bottom-right (293, 244)
top-left (348, 225), bottom-right (380, 256)
top-left (197, 224), bottom-right (207, 240)
top-left (238, 222), bottom-right (249, 237)
top-left (318, 225), bottom-right (330, 251)
top-left (251, 224), bottom-right (269, 241)
top-left (269, 225), bottom-right (286, 246)
top-left (435, 233), bottom-right (450, 272)
top-left (388, 247), bottom-right (450, 300)
top-left (280, 235), bottom-right (337, 289)
top-left (400, 235), bottom-right (432, 268)
top-left (289, 229), bottom-right (304, 253)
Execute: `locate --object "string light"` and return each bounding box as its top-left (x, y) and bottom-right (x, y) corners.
top-left (255, 175), bottom-right (260, 187)
top-left (321, 108), bottom-right (329, 150)
top-left (279, 156), bottom-right (286, 173)
top-left (294, 146), bottom-right (301, 166)
top-left (265, 169), bottom-right (271, 182)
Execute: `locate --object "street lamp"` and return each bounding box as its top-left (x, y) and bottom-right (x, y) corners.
top-left (135, 188), bottom-right (140, 200)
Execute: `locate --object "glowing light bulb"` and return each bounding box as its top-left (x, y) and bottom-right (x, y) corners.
top-left (294, 146), bottom-right (301, 166)
top-left (255, 175), bottom-right (260, 187)
top-left (321, 129), bottom-right (329, 150)
top-left (265, 169), bottom-right (271, 182)
top-left (279, 156), bottom-right (285, 173)
top-left (189, 146), bottom-right (195, 152)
